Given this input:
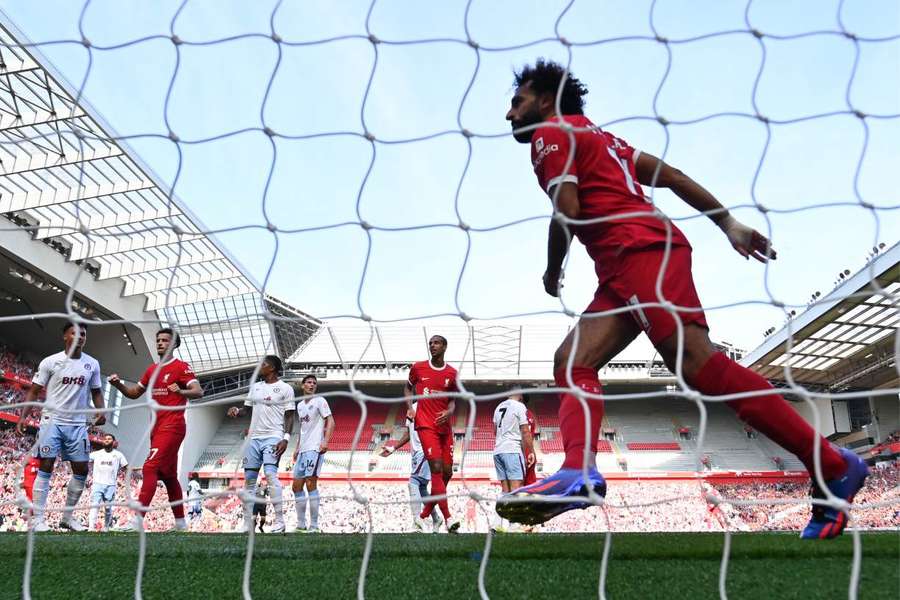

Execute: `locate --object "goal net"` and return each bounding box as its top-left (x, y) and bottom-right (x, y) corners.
top-left (0, 1), bottom-right (897, 598)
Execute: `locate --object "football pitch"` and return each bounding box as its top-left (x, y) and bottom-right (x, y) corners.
top-left (0, 532), bottom-right (896, 599)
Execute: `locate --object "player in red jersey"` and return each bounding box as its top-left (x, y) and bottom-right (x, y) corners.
top-left (109, 328), bottom-right (204, 531)
top-left (497, 60), bottom-right (868, 539)
top-left (405, 335), bottom-right (461, 533)
top-left (523, 402), bottom-right (539, 486)
top-left (21, 456), bottom-right (41, 509)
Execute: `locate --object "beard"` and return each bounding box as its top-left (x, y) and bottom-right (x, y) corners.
top-left (510, 107), bottom-right (544, 144)
top-left (103, 443), bottom-right (114, 451)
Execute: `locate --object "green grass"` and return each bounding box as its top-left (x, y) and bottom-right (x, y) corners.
top-left (0, 532), bottom-right (896, 599)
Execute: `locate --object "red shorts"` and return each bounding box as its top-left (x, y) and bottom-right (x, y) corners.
top-left (144, 427), bottom-right (185, 479)
top-left (585, 245), bottom-right (707, 345)
top-left (417, 428), bottom-right (453, 465)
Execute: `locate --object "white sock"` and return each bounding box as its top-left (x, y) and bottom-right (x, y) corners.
top-left (308, 490), bottom-right (320, 529)
top-left (243, 475), bottom-right (258, 528)
top-left (265, 469), bottom-right (284, 526)
top-left (408, 480), bottom-right (423, 525)
top-left (32, 471), bottom-right (51, 522)
top-left (64, 475), bottom-right (87, 522)
top-left (174, 517), bottom-right (187, 529)
top-left (294, 490), bottom-right (307, 528)
top-left (88, 505), bottom-right (98, 530)
top-left (104, 503), bottom-right (114, 529)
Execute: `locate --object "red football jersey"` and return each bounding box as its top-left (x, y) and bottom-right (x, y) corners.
top-left (408, 360), bottom-right (458, 433)
top-left (526, 408), bottom-right (537, 437)
top-left (530, 115), bottom-right (691, 282)
top-left (139, 358), bottom-right (198, 433)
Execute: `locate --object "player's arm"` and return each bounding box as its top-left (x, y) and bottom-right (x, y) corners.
top-left (520, 424), bottom-right (536, 468)
top-left (16, 382), bottom-right (44, 435)
top-left (171, 379), bottom-right (203, 400)
top-left (320, 414), bottom-right (335, 453)
top-left (108, 374), bottom-right (144, 400)
top-left (90, 387), bottom-right (106, 427)
top-left (380, 429), bottom-right (411, 456)
top-left (634, 152), bottom-right (776, 263)
top-left (275, 407), bottom-right (295, 457)
top-left (544, 182), bottom-right (580, 297)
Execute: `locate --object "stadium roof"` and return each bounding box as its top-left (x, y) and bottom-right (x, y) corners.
top-left (0, 18), bottom-right (320, 373)
top-left (742, 241), bottom-right (899, 392)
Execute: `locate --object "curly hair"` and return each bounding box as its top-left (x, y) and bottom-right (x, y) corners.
top-left (513, 59), bottom-right (588, 115)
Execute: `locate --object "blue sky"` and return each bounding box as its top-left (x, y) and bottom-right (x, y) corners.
top-left (3, 0), bottom-right (898, 352)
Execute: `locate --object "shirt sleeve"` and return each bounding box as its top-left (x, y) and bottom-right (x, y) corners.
top-left (282, 387), bottom-right (296, 410)
top-left (318, 398), bottom-right (332, 419)
top-left (514, 403), bottom-right (528, 427)
top-left (32, 357), bottom-right (53, 388)
top-left (532, 125), bottom-right (578, 194)
top-left (89, 361), bottom-right (102, 390)
top-left (406, 363), bottom-right (417, 389)
top-left (243, 386), bottom-right (253, 408)
top-left (179, 363), bottom-right (198, 387)
top-left (138, 365), bottom-right (152, 389)
top-left (118, 451), bottom-right (128, 468)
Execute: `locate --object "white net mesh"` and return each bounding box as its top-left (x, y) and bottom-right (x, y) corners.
top-left (0, 1), bottom-right (897, 598)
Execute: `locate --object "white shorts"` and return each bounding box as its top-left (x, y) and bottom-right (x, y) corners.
top-left (410, 450), bottom-right (431, 483)
top-left (293, 450), bottom-right (323, 479)
top-left (494, 453), bottom-right (525, 481)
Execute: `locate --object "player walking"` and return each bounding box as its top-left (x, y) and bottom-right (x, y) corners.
top-left (16, 323), bottom-right (105, 532)
top-left (227, 354), bottom-right (293, 533)
top-left (492, 394), bottom-right (535, 532)
top-left (186, 472), bottom-right (203, 525)
top-left (406, 335), bottom-right (461, 533)
top-left (109, 328), bottom-right (203, 531)
top-left (87, 433), bottom-right (128, 531)
top-left (291, 375), bottom-right (334, 533)
top-left (498, 60), bottom-right (869, 539)
top-left (379, 401), bottom-right (443, 533)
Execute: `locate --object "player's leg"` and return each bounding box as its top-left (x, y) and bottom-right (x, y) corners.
top-left (31, 424), bottom-right (61, 530)
top-left (291, 472), bottom-right (308, 531)
top-left (59, 425), bottom-right (90, 531)
top-left (155, 431), bottom-right (188, 530)
top-left (261, 439), bottom-right (285, 532)
top-left (88, 487), bottom-right (103, 531)
top-left (306, 474), bottom-right (321, 531)
top-left (655, 323), bottom-right (863, 538)
top-left (239, 439), bottom-right (262, 532)
top-left (439, 435), bottom-right (459, 531)
top-left (103, 486), bottom-right (115, 531)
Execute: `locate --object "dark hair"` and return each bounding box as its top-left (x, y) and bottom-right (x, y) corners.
top-left (301, 374), bottom-right (317, 384)
top-left (513, 59), bottom-right (588, 115)
top-left (156, 327), bottom-right (181, 348)
top-left (430, 335), bottom-right (448, 346)
top-left (62, 322), bottom-right (87, 334)
top-left (102, 432), bottom-right (116, 440)
top-left (263, 354), bottom-right (283, 375)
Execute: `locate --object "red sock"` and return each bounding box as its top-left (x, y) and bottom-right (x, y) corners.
top-left (138, 466), bottom-right (158, 514)
top-left (421, 473), bottom-right (451, 520)
top-left (556, 366), bottom-right (603, 470)
top-left (163, 478), bottom-right (185, 520)
top-left (691, 352), bottom-right (847, 480)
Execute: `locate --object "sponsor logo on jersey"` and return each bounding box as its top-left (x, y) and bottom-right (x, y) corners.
top-left (61, 376), bottom-right (87, 385)
top-left (532, 142), bottom-right (560, 168)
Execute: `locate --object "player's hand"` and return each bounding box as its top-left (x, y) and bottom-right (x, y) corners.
top-left (717, 215), bottom-right (777, 263)
top-left (379, 443), bottom-right (394, 457)
top-left (14, 419), bottom-right (26, 436)
top-left (274, 440), bottom-right (288, 457)
top-left (435, 410), bottom-right (450, 426)
top-left (227, 407), bottom-right (240, 418)
top-left (109, 373), bottom-right (121, 385)
top-left (93, 414), bottom-right (106, 427)
top-left (406, 407), bottom-right (415, 421)
top-left (543, 268), bottom-right (562, 297)
top-left (167, 382), bottom-right (181, 394)
top-left (319, 442), bottom-right (328, 454)
top-left (526, 452), bottom-right (536, 468)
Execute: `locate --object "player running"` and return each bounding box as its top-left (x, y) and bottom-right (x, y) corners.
top-left (87, 433), bottom-right (128, 532)
top-left (492, 394), bottom-right (535, 532)
top-left (16, 322), bottom-right (105, 532)
top-left (109, 328), bottom-right (203, 531)
top-left (227, 354), bottom-right (293, 534)
top-left (291, 374), bottom-right (334, 533)
top-left (379, 401), bottom-right (443, 533)
top-left (406, 335), bottom-right (461, 533)
top-left (498, 60), bottom-right (868, 539)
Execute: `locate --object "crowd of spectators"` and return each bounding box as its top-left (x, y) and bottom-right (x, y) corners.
top-left (1, 423), bottom-right (896, 534)
top-left (0, 345), bottom-right (35, 408)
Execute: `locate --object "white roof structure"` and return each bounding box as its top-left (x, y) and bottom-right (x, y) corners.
top-left (0, 18), bottom-right (320, 373)
top-left (742, 241), bottom-right (899, 391)
top-left (290, 319), bottom-right (672, 383)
